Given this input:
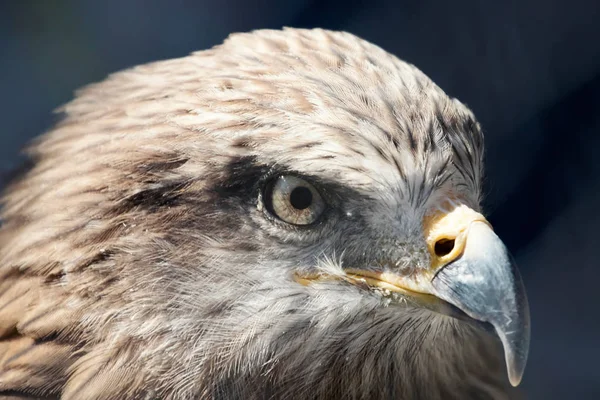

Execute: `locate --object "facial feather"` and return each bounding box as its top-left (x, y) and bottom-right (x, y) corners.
top-left (0, 28), bottom-right (516, 399)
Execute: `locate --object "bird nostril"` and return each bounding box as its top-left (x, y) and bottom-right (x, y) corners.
top-left (434, 238), bottom-right (455, 257)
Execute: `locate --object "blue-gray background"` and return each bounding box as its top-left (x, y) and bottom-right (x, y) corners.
top-left (1, 1), bottom-right (598, 398)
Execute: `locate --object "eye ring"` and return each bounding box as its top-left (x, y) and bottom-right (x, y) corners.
top-left (264, 176), bottom-right (326, 225)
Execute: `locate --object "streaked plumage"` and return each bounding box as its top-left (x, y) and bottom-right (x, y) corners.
top-left (0, 28), bottom-right (528, 399)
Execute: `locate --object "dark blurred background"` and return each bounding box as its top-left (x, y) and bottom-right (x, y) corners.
top-left (1, 0), bottom-right (598, 398)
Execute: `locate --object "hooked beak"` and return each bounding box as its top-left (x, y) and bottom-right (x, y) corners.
top-left (425, 206), bottom-right (530, 386)
top-left (296, 202), bottom-right (531, 386)
top-left (427, 209), bottom-right (530, 387)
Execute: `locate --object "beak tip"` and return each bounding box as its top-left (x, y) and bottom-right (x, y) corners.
top-left (502, 330), bottom-right (530, 387)
top-left (509, 373), bottom-right (522, 388)
top-left (505, 348), bottom-right (526, 387)
top-left (492, 305), bottom-right (530, 388)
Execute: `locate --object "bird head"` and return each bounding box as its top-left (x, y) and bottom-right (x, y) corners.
top-left (0, 28), bottom-right (529, 399)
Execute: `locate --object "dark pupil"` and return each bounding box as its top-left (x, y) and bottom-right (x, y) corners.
top-left (289, 186), bottom-right (313, 210)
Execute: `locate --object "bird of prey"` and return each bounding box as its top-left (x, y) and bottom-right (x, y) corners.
top-left (0, 28), bottom-right (530, 399)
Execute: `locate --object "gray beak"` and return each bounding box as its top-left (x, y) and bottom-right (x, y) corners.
top-left (431, 222), bottom-right (531, 386)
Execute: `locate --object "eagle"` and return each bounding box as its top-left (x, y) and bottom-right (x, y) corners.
top-left (0, 28), bottom-right (530, 399)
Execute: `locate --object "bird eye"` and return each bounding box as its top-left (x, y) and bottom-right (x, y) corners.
top-left (266, 176), bottom-right (325, 225)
